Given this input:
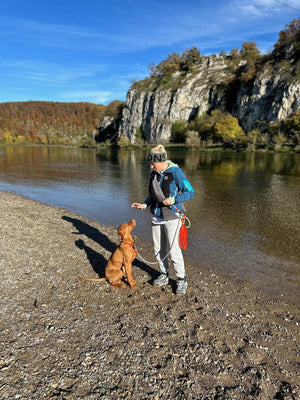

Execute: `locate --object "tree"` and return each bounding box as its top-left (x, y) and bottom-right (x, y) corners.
top-left (171, 121), bottom-right (186, 143)
top-left (273, 18), bottom-right (300, 61)
top-left (186, 130), bottom-right (200, 148)
top-left (238, 42), bottom-right (261, 83)
top-left (214, 114), bottom-right (245, 143)
top-left (148, 62), bottom-right (156, 77)
top-left (189, 110), bottom-right (227, 141)
top-left (153, 52), bottom-right (181, 79)
top-left (268, 109), bottom-right (300, 147)
top-left (180, 47), bottom-right (201, 71)
top-left (2, 130), bottom-right (13, 144)
top-left (239, 42), bottom-right (260, 60)
top-left (240, 59), bottom-right (257, 83)
top-left (229, 48), bottom-right (240, 58)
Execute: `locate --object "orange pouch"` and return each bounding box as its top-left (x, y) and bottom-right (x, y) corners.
top-left (179, 219), bottom-right (187, 250)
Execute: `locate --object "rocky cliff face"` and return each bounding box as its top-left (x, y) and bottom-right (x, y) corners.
top-left (234, 67), bottom-right (300, 133)
top-left (118, 55), bottom-right (300, 143)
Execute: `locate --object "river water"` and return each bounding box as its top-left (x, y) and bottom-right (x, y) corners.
top-left (0, 145), bottom-right (299, 303)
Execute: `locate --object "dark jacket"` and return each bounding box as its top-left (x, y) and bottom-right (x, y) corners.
top-left (143, 161), bottom-right (194, 219)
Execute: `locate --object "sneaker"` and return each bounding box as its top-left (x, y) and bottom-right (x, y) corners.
top-left (153, 273), bottom-right (169, 287)
top-left (176, 278), bottom-right (187, 296)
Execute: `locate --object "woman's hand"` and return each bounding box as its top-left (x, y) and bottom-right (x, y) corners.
top-left (131, 203), bottom-right (145, 209)
top-left (162, 198), bottom-right (171, 206)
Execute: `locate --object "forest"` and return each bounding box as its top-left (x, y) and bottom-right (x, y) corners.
top-left (0, 100), bottom-right (123, 147)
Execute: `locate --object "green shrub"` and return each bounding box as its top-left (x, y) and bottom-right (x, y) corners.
top-left (118, 135), bottom-right (131, 148)
top-left (186, 130), bottom-right (200, 148)
top-left (171, 121), bottom-right (186, 143)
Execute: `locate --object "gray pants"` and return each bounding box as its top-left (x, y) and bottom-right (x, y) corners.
top-left (152, 218), bottom-right (185, 279)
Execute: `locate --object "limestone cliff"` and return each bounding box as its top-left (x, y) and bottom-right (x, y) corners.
top-left (118, 54), bottom-right (300, 144)
top-left (234, 67), bottom-right (300, 133)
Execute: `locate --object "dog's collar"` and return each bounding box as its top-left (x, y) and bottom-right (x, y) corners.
top-left (122, 241), bottom-right (134, 246)
top-left (122, 241), bottom-right (137, 253)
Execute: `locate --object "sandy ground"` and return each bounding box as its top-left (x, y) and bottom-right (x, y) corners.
top-left (0, 191), bottom-right (299, 399)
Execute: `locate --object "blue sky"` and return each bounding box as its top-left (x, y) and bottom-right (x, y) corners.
top-left (0, 0), bottom-right (299, 105)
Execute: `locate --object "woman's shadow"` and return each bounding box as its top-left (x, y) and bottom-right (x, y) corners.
top-left (62, 216), bottom-right (156, 279)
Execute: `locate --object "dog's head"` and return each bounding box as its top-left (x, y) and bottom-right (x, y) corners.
top-left (118, 219), bottom-right (136, 240)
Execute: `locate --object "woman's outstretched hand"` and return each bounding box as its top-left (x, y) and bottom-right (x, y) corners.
top-left (131, 203), bottom-right (145, 209)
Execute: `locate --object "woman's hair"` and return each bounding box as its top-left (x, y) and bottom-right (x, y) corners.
top-left (151, 144), bottom-right (167, 155)
top-left (147, 144), bottom-right (167, 162)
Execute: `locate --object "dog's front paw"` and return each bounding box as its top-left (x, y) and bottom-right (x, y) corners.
top-left (130, 281), bottom-right (137, 289)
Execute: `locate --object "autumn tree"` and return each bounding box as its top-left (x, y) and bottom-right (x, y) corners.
top-left (239, 41), bottom-right (260, 60)
top-left (186, 130), bottom-right (200, 147)
top-left (238, 42), bottom-right (261, 83)
top-left (229, 48), bottom-right (240, 58)
top-left (273, 18), bottom-right (300, 61)
top-left (214, 113), bottom-right (245, 144)
top-left (267, 109), bottom-right (300, 147)
top-left (152, 52), bottom-right (181, 79)
top-left (188, 110), bottom-right (227, 141)
top-left (2, 130), bottom-right (13, 144)
top-left (150, 47), bottom-right (201, 79)
top-left (180, 46), bottom-right (201, 71)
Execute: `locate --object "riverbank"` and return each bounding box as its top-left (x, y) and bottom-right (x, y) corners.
top-left (0, 191), bottom-right (299, 399)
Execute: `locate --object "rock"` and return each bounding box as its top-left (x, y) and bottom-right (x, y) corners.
top-left (118, 54), bottom-right (300, 143)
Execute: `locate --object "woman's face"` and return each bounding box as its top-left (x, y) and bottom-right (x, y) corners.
top-left (150, 161), bottom-right (165, 172)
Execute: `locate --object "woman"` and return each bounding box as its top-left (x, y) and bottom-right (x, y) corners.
top-left (131, 144), bottom-right (194, 295)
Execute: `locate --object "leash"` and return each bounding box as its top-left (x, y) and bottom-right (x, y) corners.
top-left (134, 209), bottom-right (191, 266)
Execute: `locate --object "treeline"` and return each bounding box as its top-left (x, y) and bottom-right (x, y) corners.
top-left (140, 18), bottom-right (299, 87)
top-left (0, 100), bottom-right (124, 146)
top-left (174, 109), bottom-right (300, 152)
top-left (116, 108), bottom-right (300, 152)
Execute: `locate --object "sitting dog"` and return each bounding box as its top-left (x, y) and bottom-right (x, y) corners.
top-left (79, 219), bottom-right (137, 289)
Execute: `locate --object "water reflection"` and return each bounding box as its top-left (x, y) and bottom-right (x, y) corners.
top-left (0, 146), bottom-right (299, 302)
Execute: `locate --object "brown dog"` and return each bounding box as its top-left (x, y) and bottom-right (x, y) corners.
top-left (79, 219), bottom-right (137, 289)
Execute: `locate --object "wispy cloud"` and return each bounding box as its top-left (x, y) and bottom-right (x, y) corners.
top-left (1, 16), bottom-right (129, 52)
top-left (61, 90), bottom-right (114, 104)
top-left (0, 0), bottom-right (297, 104)
top-left (226, 0), bottom-right (299, 16)
top-left (0, 0), bottom-right (297, 55)
top-left (0, 58), bottom-right (137, 103)
top-left (0, 60), bottom-right (107, 84)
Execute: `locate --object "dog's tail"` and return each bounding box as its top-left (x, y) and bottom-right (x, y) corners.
top-left (78, 276), bottom-right (107, 282)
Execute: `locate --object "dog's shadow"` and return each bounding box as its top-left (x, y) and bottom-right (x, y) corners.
top-left (74, 238), bottom-right (107, 277)
top-left (62, 216), bottom-right (156, 280)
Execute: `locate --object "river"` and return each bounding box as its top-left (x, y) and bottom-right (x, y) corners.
top-left (0, 145), bottom-right (299, 303)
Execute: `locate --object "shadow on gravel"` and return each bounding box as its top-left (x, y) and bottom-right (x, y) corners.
top-left (62, 216), bottom-right (157, 281)
top-left (62, 216), bottom-right (116, 252)
top-left (75, 238), bottom-right (107, 277)
top-left (62, 215), bottom-right (116, 277)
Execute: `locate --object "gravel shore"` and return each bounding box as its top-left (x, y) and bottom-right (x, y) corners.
top-left (0, 191), bottom-right (299, 399)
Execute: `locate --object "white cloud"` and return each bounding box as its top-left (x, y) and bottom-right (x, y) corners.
top-left (61, 90), bottom-right (114, 104)
top-left (0, 0), bottom-right (297, 55)
top-left (0, 60), bottom-right (107, 84)
top-left (226, 0), bottom-right (299, 17)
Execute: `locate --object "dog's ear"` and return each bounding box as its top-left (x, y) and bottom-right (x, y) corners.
top-left (118, 224), bottom-right (125, 239)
